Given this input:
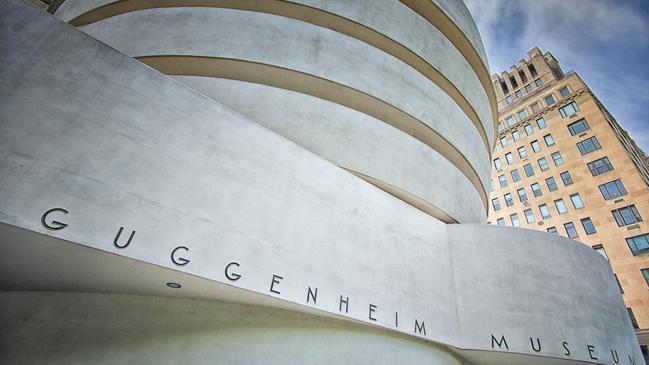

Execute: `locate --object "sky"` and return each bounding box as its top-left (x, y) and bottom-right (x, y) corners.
top-left (464, 0), bottom-right (649, 153)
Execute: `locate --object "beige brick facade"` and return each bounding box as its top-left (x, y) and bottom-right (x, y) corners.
top-left (489, 47), bottom-right (649, 347)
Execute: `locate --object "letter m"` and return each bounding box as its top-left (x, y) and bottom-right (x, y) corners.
top-left (414, 319), bottom-right (426, 335)
top-left (491, 334), bottom-right (509, 350)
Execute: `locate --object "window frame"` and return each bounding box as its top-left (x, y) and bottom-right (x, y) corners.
top-left (587, 156), bottom-right (614, 176)
top-left (559, 101), bottom-right (580, 118)
top-left (545, 94), bottom-right (555, 106)
top-left (560, 171), bottom-right (573, 186)
top-left (491, 198), bottom-right (501, 211)
top-left (564, 222), bottom-right (578, 239)
top-left (546, 177), bottom-right (558, 191)
top-left (551, 151), bottom-right (564, 166)
top-left (612, 205), bottom-right (643, 227)
top-left (567, 118), bottom-right (590, 136)
top-left (626, 234), bottom-right (649, 256)
top-left (570, 193), bottom-right (584, 209)
top-left (543, 134), bottom-right (555, 147)
top-left (599, 179), bottom-right (628, 200)
top-left (517, 188), bottom-right (528, 202)
top-left (538, 157), bottom-right (549, 171)
top-left (524, 209), bottom-right (535, 223)
top-left (523, 163), bottom-right (535, 177)
top-left (539, 204), bottom-right (551, 219)
top-left (581, 217), bottom-right (597, 235)
top-left (577, 136), bottom-right (602, 155)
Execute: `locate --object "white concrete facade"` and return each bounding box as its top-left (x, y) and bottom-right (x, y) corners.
top-left (0, 1), bottom-right (643, 364)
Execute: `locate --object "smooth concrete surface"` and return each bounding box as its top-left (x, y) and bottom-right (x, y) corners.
top-left (72, 7), bottom-right (491, 190)
top-left (172, 76), bottom-right (485, 223)
top-left (0, 292), bottom-right (464, 365)
top-left (53, 0), bottom-right (494, 145)
top-left (0, 3), bottom-right (645, 364)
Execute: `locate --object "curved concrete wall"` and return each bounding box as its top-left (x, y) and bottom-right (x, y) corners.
top-left (0, 292), bottom-right (464, 365)
top-left (1, 1), bottom-right (644, 364)
top-left (51, 0), bottom-right (496, 223)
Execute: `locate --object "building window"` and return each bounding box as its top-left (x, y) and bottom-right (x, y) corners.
top-left (599, 179), bottom-right (628, 200)
top-left (498, 174), bottom-right (507, 188)
top-left (500, 136), bottom-right (508, 147)
top-left (531, 140), bottom-right (541, 152)
top-left (525, 84), bottom-right (532, 93)
top-left (564, 222), bottom-right (578, 238)
top-left (518, 146), bottom-right (528, 159)
top-left (519, 70), bottom-right (528, 83)
top-left (517, 188), bottom-right (528, 202)
top-left (524, 124), bottom-right (534, 135)
top-left (628, 308), bottom-right (639, 329)
top-left (490, 179), bottom-right (495, 192)
top-left (491, 198), bottom-right (501, 211)
top-left (505, 152), bottom-right (514, 165)
top-left (510, 213), bottom-right (520, 227)
top-left (510, 76), bottom-right (518, 88)
top-left (523, 163), bottom-right (535, 177)
top-left (537, 157), bottom-right (549, 171)
top-left (531, 183), bottom-right (542, 197)
top-left (543, 134), bottom-right (555, 147)
top-left (536, 117), bottom-right (546, 129)
top-left (506, 95), bottom-right (513, 105)
top-left (577, 136), bottom-right (601, 155)
top-left (539, 204), bottom-right (551, 219)
top-left (518, 110), bottom-right (527, 120)
top-left (593, 244), bottom-right (608, 260)
top-left (555, 198), bottom-right (568, 214)
top-left (498, 123), bottom-right (504, 133)
top-left (534, 78), bottom-right (542, 87)
top-left (546, 177), bottom-right (558, 191)
top-left (642, 269), bottom-right (649, 287)
top-left (515, 90), bottom-right (523, 99)
top-left (511, 169), bottom-right (521, 183)
top-left (504, 193), bottom-right (514, 207)
top-left (531, 103), bottom-right (541, 113)
top-left (551, 151), bottom-right (564, 166)
top-left (559, 87), bottom-right (569, 97)
top-left (567, 118), bottom-right (590, 135)
top-left (615, 274), bottom-right (624, 294)
top-left (501, 82), bottom-right (509, 95)
top-left (626, 234), bottom-right (649, 256)
top-left (560, 171), bottom-right (573, 186)
top-left (524, 209), bottom-right (535, 223)
top-left (497, 217), bottom-right (505, 226)
top-left (506, 116), bottom-right (515, 126)
top-left (612, 205), bottom-right (643, 227)
top-left (570, 193), bottom-right (584, 209)
top-left (559, 101), bottom-right (580, 117)
top-left (581, 218), bottom-right (597, 235)
top-left (587, 156), bottom-right (614, 176)
top-left (512, 130), bottom-right (521, 141)
top-left (545, 95), bottom-right (555, 106)
top-left (547, 226), bottom-right (558, 234)
top-left (494, 158), bottom-right (502, 171)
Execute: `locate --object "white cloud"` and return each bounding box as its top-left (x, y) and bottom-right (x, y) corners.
top-left (465, 0), bottom-right (649, 153)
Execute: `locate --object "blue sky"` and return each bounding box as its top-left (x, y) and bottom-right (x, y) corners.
top-left (465, 0), bottom-right (649, 153)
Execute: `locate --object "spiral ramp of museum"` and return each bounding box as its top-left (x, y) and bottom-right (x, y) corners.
top-left (0, 0), bottom-right (644, 364)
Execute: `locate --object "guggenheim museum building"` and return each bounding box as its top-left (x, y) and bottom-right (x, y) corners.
top-left (0, 0), bottom-right (644, 364)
